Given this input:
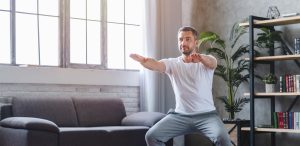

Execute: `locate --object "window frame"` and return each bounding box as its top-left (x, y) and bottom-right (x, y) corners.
top-left (64, 0), bottom-right (107, 69)
top-left (6, 0), bottom-right (60, 67)
top-left (2, 0), bottom-right (142, 70)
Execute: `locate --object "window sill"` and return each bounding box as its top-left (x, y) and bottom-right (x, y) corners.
top-left (0, 66), bottom-right (140, 86)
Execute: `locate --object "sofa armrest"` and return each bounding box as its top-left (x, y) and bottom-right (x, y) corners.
top-left (0, 104), bottom-right (12, 120)
top-left (0, 117), bottom-right (59, 133)
top-left (122, 112), bottom-right (166, 127)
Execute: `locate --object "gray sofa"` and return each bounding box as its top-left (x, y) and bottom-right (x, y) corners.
top-left (0, 96), bottom-right (170, 146)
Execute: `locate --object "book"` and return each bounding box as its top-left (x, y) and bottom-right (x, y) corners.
top-left (294, 112), bottom-right (297, 129)
top-left (298, 112), bottom-right (300, 129)
top-left (286, 74), bottom-right (289, 92)
top-left (282, 75), bottom-right (286, 92)
top-left (284, 112), bottom-right (288, 129)
top-left (294, 75), bottom-right (297, 92)
top-left (296, 75), bottom-right (300, 92)
top-left (289, 112), bottom-right (294, 129)
top-left (273, 112), bottom-right (278, 128)
top-left (278, 112), bottom-right (284, 129)
top-left (290, 75), bottom-right (292, 92)
top-left (279, 74), bottom-right (300, 93)
top-left (294, 112), bottom-right (299, 129)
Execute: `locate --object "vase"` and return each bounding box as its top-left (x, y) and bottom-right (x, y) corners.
top-left (224, 111), bottom-right (236, 121)
top-left (265, 84), bottom-right (275, 93)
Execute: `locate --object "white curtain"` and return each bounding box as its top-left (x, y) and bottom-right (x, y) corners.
top-left (139, 0), bottom-right (165, 112)
top-left (140, 1), bottom-right (184, 145)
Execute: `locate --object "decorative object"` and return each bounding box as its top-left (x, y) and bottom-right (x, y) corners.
top-left (198, 22), bottom-right (250, 120)
top-left (262, 73), bottom-right (277, 93)
top-left (267, 6), bottom-right (280, 19)
top-left (265, 84), bottom-right (275, 93)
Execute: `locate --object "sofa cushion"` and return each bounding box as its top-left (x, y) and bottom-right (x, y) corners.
top-left (122, 112), bottom-right (166, 127)
top-left (72, 97), bottom-right (126, 126)
top-left (59, 127), bottom-right (109, 146)
top-left (102, 126), bottom-right (148, 146)
top-left (12, 97), bottom-right (78, 127)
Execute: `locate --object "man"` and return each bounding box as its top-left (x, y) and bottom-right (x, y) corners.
top-left (130, 26), bottom-right (231, 146)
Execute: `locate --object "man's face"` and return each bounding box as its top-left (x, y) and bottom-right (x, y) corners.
top-left (178, 31), bottom-right (198, 56)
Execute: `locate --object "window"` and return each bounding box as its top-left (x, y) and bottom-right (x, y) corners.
top-left (70, 0), bottom-right (101, 65)
top-left (0, 0), bottom-right (11, 64)
top-left (106, 0), bottom-right (143, 69)
top-left (1, 0), bottom-right (144, 70)
top-left (15, 0), bottom-right (59, 66)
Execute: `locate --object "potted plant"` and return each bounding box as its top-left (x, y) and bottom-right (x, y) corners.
top-left (256, 27), bottom-right (282, 55)
top-left (198, 22), bottom-right (251, 120)
top-left (262, 73), bottom-right (277, 93)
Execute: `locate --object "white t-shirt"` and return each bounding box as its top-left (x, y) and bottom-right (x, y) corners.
top-left (161, 56), bottom-right (216, 114)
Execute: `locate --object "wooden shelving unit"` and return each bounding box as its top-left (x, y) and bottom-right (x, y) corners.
top-left (244, 92), bottom-right (300, 97)
top-left (242, 127), bottom-right (300, 133)
top-left (242, 15), bottom-right (300, 146)
top-left (245, 54), bottom-right (300, 61)
top-left (239, 16), bottom-right (300, 27)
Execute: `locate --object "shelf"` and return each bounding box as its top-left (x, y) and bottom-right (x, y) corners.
top-left (239, 16), bottom-right (300, 27)
top-left (244, 54), bottom-right (300, 61)
top-left (245, 15), bottom-right (300, 146)
top-left (244, 92), bottom-right (300, 96)
top-left (242, 127), bottom-right (300, 133)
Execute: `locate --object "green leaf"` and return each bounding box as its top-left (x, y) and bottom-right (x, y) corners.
top-left (199, 19), bottom-right (254, 115)
top-left (231, 44), bottom-right (249, 61)
top-left (207, 48), bottom-right (227, 60)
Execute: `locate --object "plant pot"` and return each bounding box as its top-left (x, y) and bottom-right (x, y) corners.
top-left (265, 84), bottom-right (275, 93)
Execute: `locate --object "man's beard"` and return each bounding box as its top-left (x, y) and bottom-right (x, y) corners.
top-left (181, 47), bottom-right (194, 56)
top-left (182, 51), bottom-right (192, 56)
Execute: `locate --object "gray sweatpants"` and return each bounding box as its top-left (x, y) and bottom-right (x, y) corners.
top-left (145, 110), bottom-right (232, 146)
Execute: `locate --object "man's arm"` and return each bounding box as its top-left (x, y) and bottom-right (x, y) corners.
top-left (190, 53), bottom-right (217, 69)
top-left (130, 54), bottom-right (166, 73)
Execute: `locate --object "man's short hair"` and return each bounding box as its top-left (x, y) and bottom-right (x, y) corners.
top-left (178, 26), bottom-right (198, 40)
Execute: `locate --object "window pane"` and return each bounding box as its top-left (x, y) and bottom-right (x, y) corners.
top-left (39, 0), bottom-right (59, 16)
top-left (70, 19), bottom-right (86, 64)
top-left (125, 0), bottom-right (142, 25)
top-left (107, 23), bottom-right (124, 69)
top-left (39, 16), bottom-right (59, 66)
top-left (0, 12), bottom-right (11, 63)
top-left (87, 0), bottom-right (101, 20)
top-left (87, 21), bottom-right (101, 64)
top-left (16, 13), bottom-right (39, 65)
top-left (16, 0), bottom-right (37, 13)
top-left (0, 0), bottom-right (10, 10)
top-left (107, 0), bottom-right (124, 23)
top-left (125, 25), bottom-right (142, 70)
top-left (70, 0), bottom-right (86, 19)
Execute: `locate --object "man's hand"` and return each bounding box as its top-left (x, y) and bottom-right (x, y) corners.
top-left (190, 53), bottom-right (203, 63)
top-left (129, 53), bottom-right (166, 72)
top-left (188, 53), bottom-right (217, 69)
top-left (130, 53), bottom-right (147, 63)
